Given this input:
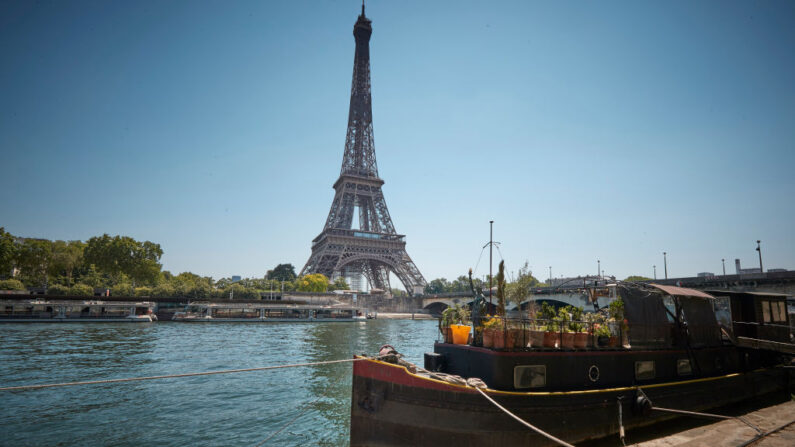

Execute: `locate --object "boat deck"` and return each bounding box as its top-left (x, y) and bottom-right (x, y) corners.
top-left (630, 400), bottom-right (795, 447)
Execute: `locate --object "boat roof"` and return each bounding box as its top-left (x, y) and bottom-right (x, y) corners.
top-left (648, 284), bottom-right (714, 299)
top-left (704, 290), bottom-right (790, 298)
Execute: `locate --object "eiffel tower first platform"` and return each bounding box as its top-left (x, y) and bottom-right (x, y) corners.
top-left (300, 6), bottom-right (426, 294)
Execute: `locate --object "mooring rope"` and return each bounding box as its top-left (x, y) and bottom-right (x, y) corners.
top-left (0, 357), bottom-right (380, 392)
top-left (472, 386), bottom-right (575, 447)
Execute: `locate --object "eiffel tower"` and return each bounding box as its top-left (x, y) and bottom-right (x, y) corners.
top-left (300, 5), bottom-right (426, 294)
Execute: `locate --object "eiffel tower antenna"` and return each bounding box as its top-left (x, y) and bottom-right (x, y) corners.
top-left (300, 7), bottom-right (426, 295)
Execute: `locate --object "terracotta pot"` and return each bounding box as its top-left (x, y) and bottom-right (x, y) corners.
top-left (529, 330), bottom-right (545, 348)
top-left (505, 329), bottom-right (516, 349)
top-left (493, 329), bottom-right (505, 349)
top-left (483, 329), bottom-right (494, 348)
top-left (543, 331), bottom-right (559, 348)
top-left (608, 336), bottom-right (619, 347)
top-left (573, 332), bottom-right (588, 349)
top-left (515, 329), bottom-right (528, 348)
top-left (560, 332), bottom-right (575, 349)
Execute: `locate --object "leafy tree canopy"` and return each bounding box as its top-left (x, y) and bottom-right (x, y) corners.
top-left (266, 263), bottom-right (297, 282)
top-left (624, 275), bottom-right (651, 282)
top-left (296, 273), bottom-right (328, 292)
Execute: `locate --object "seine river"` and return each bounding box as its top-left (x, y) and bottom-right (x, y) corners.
top-left (0, 320), bottom-right (438, 446)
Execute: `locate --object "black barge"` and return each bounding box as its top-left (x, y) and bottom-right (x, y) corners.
top-left (351, 284), bottom-right (794, 446)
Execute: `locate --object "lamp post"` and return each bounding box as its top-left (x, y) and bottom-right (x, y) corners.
top-left (756, 240), bottom-right (763, 273)
top-left (722, 258), bottom-right (726, 276)
top-left (653, 265), bottom-right (657, 280)
top-left (597, 260), bottom-right (600, 279)
top-left (548, 266), bottom-right (552, 287)
top-left (663, 252), bottom-right (668, 280)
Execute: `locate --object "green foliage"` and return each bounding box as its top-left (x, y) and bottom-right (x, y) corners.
top-left (295, 274), bottom-right (328, 292)
top-left (495, 260), bottom-right (506, 318)
top-left (609, 299), bottom-right (625, 321)
top-left (70, 283), bottom-right (94, 296)
top-left (84, 234), bottom-right (162, 286)
top-left (134, 286), bottom-right (153, 297)
top-left (506, 261), bottom-right (540, 307)
top-left (537, 302), bottom-right (557, 321)
top-left (0, 279), bottom-right (26, 291)
top-left (50, 240), bottom-right (84, 287)
top-left (624, 275), bottom-right (651, 282)
top-left (266, 264), bottom-right (297, 282)
top-left (328, 276), bottom-right (350, 292)
top-left (0, 227), bottom-right (17, 277)
top-left (441, 302), bottom-right (470, 327)
top-left (15, 239), bottom-right (53, 287)
top-left (48, 284), bottom-right (70, 295)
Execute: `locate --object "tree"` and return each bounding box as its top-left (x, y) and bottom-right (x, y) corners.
top-left (15, 239), bottom-right (53, 287)
top-left (266, 264), bottom-right (297, 282)
top-left (506, 261), bottom-right (540, 307)
top-left (0, 227), bottom-right (17, 278)
top-left (50, 240), bottom-right (84, 287)
top-left (70, 283), bottom-right (94, 296)
top-left (624, 275), bottom-right (651, 282)
top-left (0, 279), bottom-right (26, 291)
top-left (424, 278), bottom-right (450, 294)
top-left (84, 234), bottom-right (162, 286)
top-left (295, 273), bottom-right (328, 292)
top-left (328, 276), bottom-right (349, 291)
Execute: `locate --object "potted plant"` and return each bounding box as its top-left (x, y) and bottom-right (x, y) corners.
top-left (608, 299), bottom-right (627, 347)
top-left (539, 302), bottom-right (559, 348)
top-left (558, 307), bottom-right (575, 349)
top-left (439, 307), bottom-right (454, 343)
top-left (595, 323), bottom-right (612, 347)
top-left (482, 316), bottom-right (499, 348)
top-left (569, 306), bottom-right (588, 349)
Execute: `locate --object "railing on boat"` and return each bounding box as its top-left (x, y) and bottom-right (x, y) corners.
top-left (441, 317), bottom-right (629, 350)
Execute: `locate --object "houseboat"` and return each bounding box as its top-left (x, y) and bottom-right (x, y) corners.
top-left (0, 299), bottom-right (157, 323)
top-left (172, 303), bottom-right (367, 322)
top-left (350, 282), bottom-right (794, 446)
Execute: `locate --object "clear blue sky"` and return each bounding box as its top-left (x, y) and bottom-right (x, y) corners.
top-left (1, 1), bottom-right (794, 284)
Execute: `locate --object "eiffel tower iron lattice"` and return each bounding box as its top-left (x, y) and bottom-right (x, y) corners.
top-left (300, 6), bottom-right (426, 294)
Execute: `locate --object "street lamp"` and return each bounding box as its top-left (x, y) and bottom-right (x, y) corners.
top-left (653, 265), bottom-right (657, 280)
top-left (722, 258), bottom-right (726, 276)
top-left (663, 252), bottom-right (668, 280)
top-left (756, 240), bottom-right (763, 273)
top-left (597, 260), bottom-right (600, 279)
top-left (548, 266), bottom-right (552, 287)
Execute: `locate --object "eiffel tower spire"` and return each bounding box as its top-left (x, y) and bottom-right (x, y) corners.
top-left (300, 7), bottom-right (426, 294)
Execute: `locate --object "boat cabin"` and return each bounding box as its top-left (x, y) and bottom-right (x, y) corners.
top-left (706, 290), bottom-right (791, 343)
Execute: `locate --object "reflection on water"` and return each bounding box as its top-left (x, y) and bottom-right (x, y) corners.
top-left (0, 320), bottom-right (437, 446)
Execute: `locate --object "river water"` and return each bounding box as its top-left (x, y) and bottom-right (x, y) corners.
top-left (0, 319), bottom-right (438, 446)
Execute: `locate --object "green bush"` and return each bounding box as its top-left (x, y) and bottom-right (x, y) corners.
top-left (70, 283), bottom-right (94, 296)
top-left (48, 284), bottom-right (70, 295)
top-left (134, 287), bottom-right (152, 297)
top-left (0, 279), bottom-right (26, 291)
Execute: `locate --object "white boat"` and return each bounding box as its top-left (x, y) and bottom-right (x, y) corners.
top-left (172, 303), bottom-right (367, 322)
top-left (0, 299), bottom-right (157, 323)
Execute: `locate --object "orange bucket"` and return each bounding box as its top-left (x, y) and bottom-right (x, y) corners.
top-left (450, 324), bottom-right (471, 345)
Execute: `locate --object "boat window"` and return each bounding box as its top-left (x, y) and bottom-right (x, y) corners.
top-left (761, 300), bottom-right (771, 323)
top-left (514, 365), bottom-right (546, 389)
top-left (712, 296), bottom-right (731, 328)
top-left (662, 296), bottom-right (677, 323)
top-left (770, 300), bottom-right (781, 322)
top-left (777, 301), bottom-right (787, 323)
top-left (635, 361), bottom-right (655, 380)
top-left (677, 359), bottom-right (692, 376)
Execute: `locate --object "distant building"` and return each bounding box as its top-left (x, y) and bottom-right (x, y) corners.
top-left (697, 272), bottom-right (715, 278)
top-left (767, 268), bottom-right (788, 273)
top-left (735, 259), bottom-right (761, 275)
